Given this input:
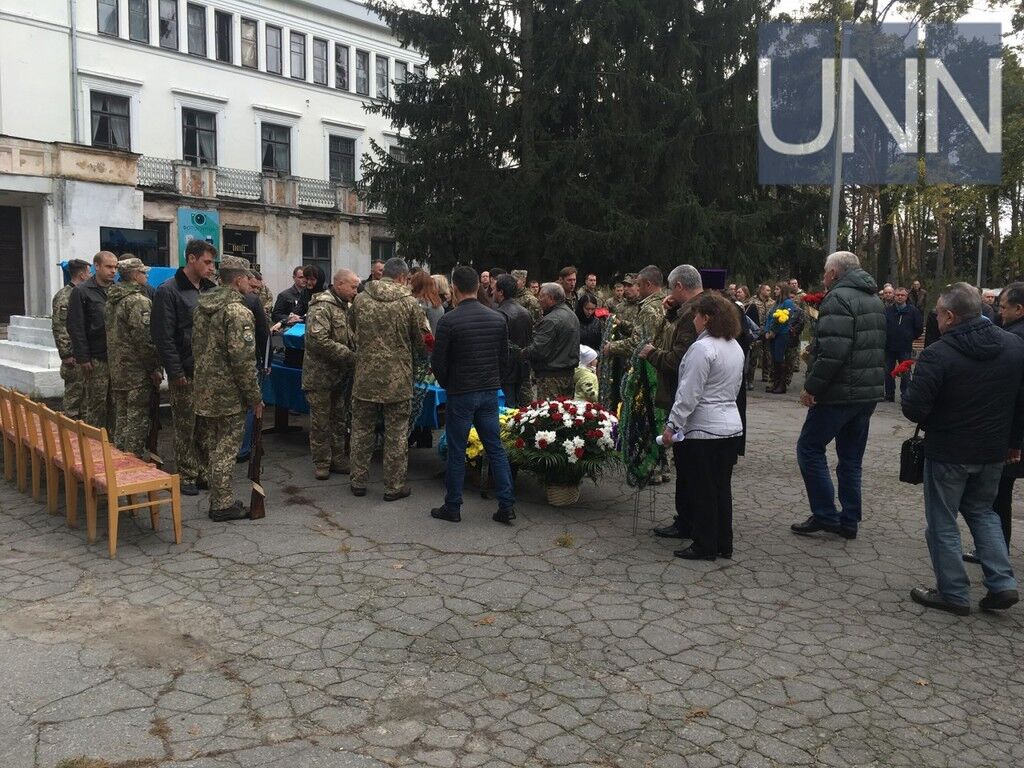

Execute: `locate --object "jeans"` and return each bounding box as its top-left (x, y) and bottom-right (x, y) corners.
top-left (444, 390), bottom-right (514, 511)
top-left (796, 402), bottom-right (876, 530)
top-left (884, 350), bottom-right (911, 399)
top-left (923, 459), bottom-right (1017, 605)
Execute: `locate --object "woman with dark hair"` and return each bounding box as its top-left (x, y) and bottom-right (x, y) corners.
top-left (297, 265), bottom-right (326, 317)
top-left (576, 293), bottom-right (603, 351)
top-left (763, 281), bottom-right (795, 394)
top-left (663, 292), bottom-right (745, 561)
top-left (411, 271), bottom-right (444, 333)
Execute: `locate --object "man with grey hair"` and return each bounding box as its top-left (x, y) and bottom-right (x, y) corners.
top-left (349, 256), bottom-right (429, 501)
top-left (791, 251), bottom-right (886, 540)
top-left (901, 283), bottom-right (1023, 615)
top-left (604, 264), bottom-right (665, 361)
top-left (522, 282), bottom-right (580, 399)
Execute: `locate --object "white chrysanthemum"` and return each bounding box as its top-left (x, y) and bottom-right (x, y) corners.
top-left (535, 430), bottom-right (556, 449)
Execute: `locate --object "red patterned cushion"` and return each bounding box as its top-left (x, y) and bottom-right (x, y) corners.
top-left (93, 464), bottom-right (172, 492)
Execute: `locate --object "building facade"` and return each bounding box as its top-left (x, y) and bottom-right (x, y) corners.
top-left (0, 0), bottom-right (421, 320)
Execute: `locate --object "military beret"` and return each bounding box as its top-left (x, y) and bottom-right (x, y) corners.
top-left (219, 255), bottom-right (253, 275)
top-left (511, 270), bottom-right (528, 281)
top-left (117, 257), bottom-right (148, 275)
top-left (622, 273), bottom-right (638, 285)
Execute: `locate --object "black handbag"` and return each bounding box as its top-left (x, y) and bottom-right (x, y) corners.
top-left (899, 426), bottom-right (925, 485)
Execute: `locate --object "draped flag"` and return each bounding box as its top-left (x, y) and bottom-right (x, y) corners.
top-left (618, 340), bottom-right (659, 488)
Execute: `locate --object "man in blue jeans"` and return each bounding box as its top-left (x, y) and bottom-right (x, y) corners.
top-left (791, 251), bottom-right (886, 540)
top-left (901, 283), bottom-right (1022, 615)
top-left (429, 266), bottom-right (516, 524)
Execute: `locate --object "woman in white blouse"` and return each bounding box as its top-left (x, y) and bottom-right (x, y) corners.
top-left (662, 292), bottom-right (745, 561)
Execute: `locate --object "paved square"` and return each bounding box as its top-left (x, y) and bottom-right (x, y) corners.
top-left (1, 387), bottom-right (1021, 768)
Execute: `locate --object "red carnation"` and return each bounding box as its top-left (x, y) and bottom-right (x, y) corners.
top-left (515, 438), bottom-right (525, 449)
top-left (423, 332), bottom-right (435, 352)
top-left (538, 439), bottom-right (548, 449)
top-left (890, 359), bottom-right (915, 378)
top-left (594, 307), bottom-right (610, 318)
top-left (574, 447), bottom-right (585, 458)
top-left (802, 291), bottom-right (826, 306)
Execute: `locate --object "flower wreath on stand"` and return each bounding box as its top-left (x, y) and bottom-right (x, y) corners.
top-left (502, 398), bottom-right (620, 505)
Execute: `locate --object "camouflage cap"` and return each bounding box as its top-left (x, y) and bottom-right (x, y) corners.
top-left (117, 257), bottom-right (149, 275)
top-left (219, 255), bottom-right (253, 276)
top-left (622, 273), bottom-right (638, 286)
top-left (511, 269), bottom-right (528, 281)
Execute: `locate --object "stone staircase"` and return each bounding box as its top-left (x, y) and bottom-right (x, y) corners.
top-left (0, 316), bottom-right (62, 398)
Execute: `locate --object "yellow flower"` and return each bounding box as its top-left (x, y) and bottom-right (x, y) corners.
top-left (466, 428), bottom-right (483, 460)
top-left (773, 308), bottom-right (790, 324)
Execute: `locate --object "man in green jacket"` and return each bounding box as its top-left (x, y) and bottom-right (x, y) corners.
top-left (792, 251), bottom-right (885, 541)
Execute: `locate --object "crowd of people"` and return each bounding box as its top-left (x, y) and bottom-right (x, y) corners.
top-left (50, 247), bottom-right (1024, 614)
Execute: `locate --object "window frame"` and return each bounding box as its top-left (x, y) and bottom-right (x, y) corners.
top-left (90, 91), bottom-right (131, 151)
top-left (158, 0), bottom-right (178, 49)
top-left (182, 107), bottom-right (218, 167)
top-left (302, 234), bottom-right (333, 280)
top-left (97, 0), bottom-right (118, 37)
top-left (355, 49), bottom-right (370, 96)
top-left (186, 3), bottom-right (207, 57)
top-left (266, 25), bottom-right (282, 75)
top-left (394, 60), bottom-right (408, 85)
top-left (240, 17), bottom-right (258, 69)
top-left (334, 44), bottom-right (349, 91)
top-left (261, 122), bottom-right (292, 175)
top-left (375, 55), bottom-right (389, 99)
top-left (312, 38), bottom-right (328, 85)
top-left (290, 31), bottom-right (306, 81)
top-left (328, 135), bottom-right (356, 184)
top-left (214, 10), bottom-right (232, 63)
top-left (128, 0), bottom-right (148, 43)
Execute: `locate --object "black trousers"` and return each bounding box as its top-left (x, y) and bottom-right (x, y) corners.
top-left (672, 442), bottom-right (692, 535)
top-left (677, 437), bottom-right (740, 555)
top-left (993, 472), bottom-right (1016, 546)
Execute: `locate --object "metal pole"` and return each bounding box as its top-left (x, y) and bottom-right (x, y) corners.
top-left (827, 21), bottom-right (845, 255)
top-left (976, 234), bottom-right (984, 288)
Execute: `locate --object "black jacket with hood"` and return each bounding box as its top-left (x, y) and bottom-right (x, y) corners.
top-left (902, 316), bottom-right (1024, 465)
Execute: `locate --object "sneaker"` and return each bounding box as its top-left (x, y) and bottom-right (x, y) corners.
top-left (431, 506), bottom-right (461, 522)
top-left (181, 482), bottom-right (199, 497)
top-left (210, 502), bottom-right (249, 522)
top-left (493, 507), bottom-right (516, 525)
top-left (910, 587), bottom-right (970, 616)
top-left (384, 486), bottom-right (411, 502)
top-left (979, 590), bottom-right (1019, 611)
top-left (790, 515), bottom-right (841, 536)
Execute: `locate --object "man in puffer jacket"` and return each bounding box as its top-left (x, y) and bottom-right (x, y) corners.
top-left (791, 251), bottom-right (885, 541)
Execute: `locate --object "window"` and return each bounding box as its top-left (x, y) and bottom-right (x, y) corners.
top-left (182, 108), bottom-right (217, 166)
top-left (187, 3), bottom-right (206, 56)
top-left (143, 221), bottom-right (171, 266)
top-left (241, 18), bottom-right (257, 68)
top-left (215, 11), bottom-right (232, 63)
top-left (355, 50), bottom-right (369, 95)
top-left (302, 235), bottom-right (332, 279)
top-left (266, 26), bottom-right (282, 74)
top-left (223, 228), bottom-right (257, 266)
top-left (290, 32), bottom-right (306, 80)
top-left (128, 0), bottom-right (148, 42)
top-left (329, 136), bottom-right (355, 184)
top-left (376, 55), bottom-right (389, 98)
top-left (261, 123), bottom-right (290, 174)
top-left (90, 92), bottom-right (130, 150)
top-left (371, 239), bottom-right (396, 263)
top-left (334, 44), bottom-right (349, 90)
top-left (388, 145), bottom-right (407, 163)
top-left (313, 38), bottom-right (328, 85)
top-left (97, 0), bottom-right (118, 36)
top-left (158, 0), bottom-right (178, 49)
top-left (395, 60), bottom-right (408, 85)
top-left (414, 64), bottom-right (425, 79)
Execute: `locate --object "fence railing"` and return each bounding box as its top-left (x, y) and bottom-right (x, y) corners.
top-left (297, 177), bottom-right (336, 208)
top-left (136, 156), bottom-right (175, 188)
top-left (216, 167), bottom-right (262, 200)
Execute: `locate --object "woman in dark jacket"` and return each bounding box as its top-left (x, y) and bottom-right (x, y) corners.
top-left (576, 293), bottom-right (603, 351)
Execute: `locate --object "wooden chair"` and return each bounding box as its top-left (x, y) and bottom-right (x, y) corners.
top-left (76, 420), bottom-right (182, 558)
top-left (0, 386), bottom-right (18, 483)
top-left (9, 391), bottom-right (37, 495)
top-left (18, 396), bottom-right (49, 502)
top-left (38, 405), bottom-right (69, 516)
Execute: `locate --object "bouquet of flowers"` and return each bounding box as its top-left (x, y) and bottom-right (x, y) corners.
top-left (438, 408), bottom-right (517, 466)
top-left (772, 307), bottom-right (791, 324)
top-left (801, 291), bottom-right (826, 306)
top-left (502, 399), bottom-right (620, 485)
top-left (890, 359), bottom-right (915, 378)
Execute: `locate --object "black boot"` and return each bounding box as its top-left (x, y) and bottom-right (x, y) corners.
top-left (770, 364), bottom-right (787, 394)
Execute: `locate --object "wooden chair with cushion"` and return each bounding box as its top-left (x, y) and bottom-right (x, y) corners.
top-left (19, 396), bottom-right (50, 503)
top-left (10, 391), bottom-right (40, 496)
top-left (38, 405), bottom-right (69, 516)
top-left (0, 386), bottom-right (18, 483)
top-left (76, 420), bottom-right (182, 558)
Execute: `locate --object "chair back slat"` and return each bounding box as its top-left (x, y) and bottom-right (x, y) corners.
top-left (38, 405), bottom-right (60, 463)
top-left (21, 398), bottom-right (45, 454)
top-left (76, 420), bottom-right (115, 496)
top-left (55, 412), bottom-right (79, 471)
top-left (9, 391), bottom-right (28, 445)
top-left (0, 387), bottom-right (12, 438)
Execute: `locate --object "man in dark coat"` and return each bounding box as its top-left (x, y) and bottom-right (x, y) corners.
top-left (493, 274), bottom-right (533, 408)
top-left (271, 266), bottom-right (307, 326)
top-left (902, 283), bottom-right (1022, 615)
top-left (791, 251), bottom-right (886, 540)
top-left (883, 287), bottom-right (924, 402)
top-left (68, 251), bottom-right (119, 430)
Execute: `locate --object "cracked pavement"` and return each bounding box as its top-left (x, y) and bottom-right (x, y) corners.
top-left (0, 384), bottom-right (1022, 767)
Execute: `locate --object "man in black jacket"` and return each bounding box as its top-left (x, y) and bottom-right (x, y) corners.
top-left (151, 240), bottom-right (217, 496)
top-left (271, 266), bottom-right (307, 326)
top-left (67, 251), bottom-right (119, 429)
top-left (494, 274), bottom-right (532, 407)
top-left (522, 284), bottom-right (580, 399)
top-left (883, 287), bottom-right (923, 402)
top-left (902, 283), bottom-right (1022, 615)
top-left (792, 251), bottom-right (885, 540)
top-left (430, 266), bottom-right (515, 525)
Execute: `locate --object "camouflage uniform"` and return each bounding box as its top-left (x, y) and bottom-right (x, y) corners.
top-left (513, 288), bottom-right (542, 326)
top-left (605, 291), bottom-right (664, 360)
top-left (302, 287), bottom-right (355, 474)
top-left (536, 372), bottom-right (575, 400)
top-left (256, 284), bottom-right (273, 322)
top-left (51, 284), bottom-right (84, 419)
top-left (747, 297), bottom-right (773, 383)
top-left (105, 275), bottom-right (160, 457)
top-left (192, 279), bottom-right (262, 512)
top-left (349, 278), bottom-right (428, 495)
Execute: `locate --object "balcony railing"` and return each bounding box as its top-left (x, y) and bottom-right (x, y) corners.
top-left (135, 157), bottom-right (377, 215)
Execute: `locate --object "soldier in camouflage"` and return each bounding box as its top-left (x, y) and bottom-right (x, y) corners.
top-left (105, 258), bottom-right (162, 457)
top-left (51, 259), bottom-right (90, 419)
top-left (348, 257), bottom-right (429, 501)
top-left (511, 269), bottom-right (542, 325)
top-left (67, 251), bottom-right (119, 431)
top-left (252, 272), bottom-right (274, 323)
top-left (603, 265), bottom-right (665, 361)
top-left (303, 269), bottom-right (359, 480)
top-left (192, 255), bottom-right (264, 522)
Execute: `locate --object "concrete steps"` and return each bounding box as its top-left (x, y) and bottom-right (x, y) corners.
top-left (0, 315), bottom-right (63, 398)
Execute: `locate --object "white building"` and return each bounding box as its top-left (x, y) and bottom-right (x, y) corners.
top-left (0, 0), bottom-right (422, 325)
